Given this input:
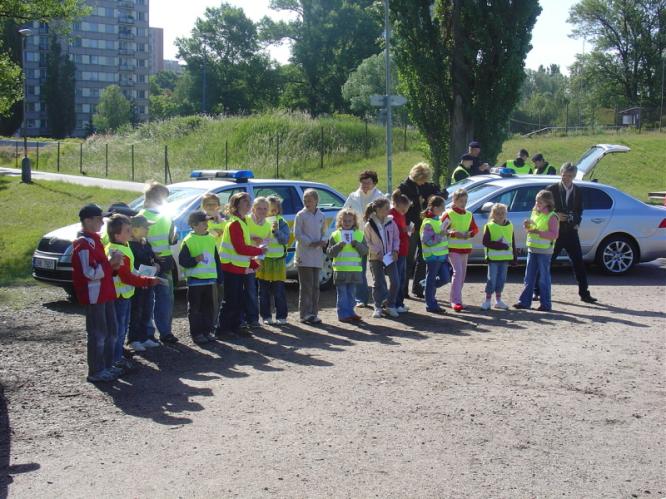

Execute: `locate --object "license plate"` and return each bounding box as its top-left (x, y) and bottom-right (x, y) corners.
top-left (34, 257), bottom-right (56, 270)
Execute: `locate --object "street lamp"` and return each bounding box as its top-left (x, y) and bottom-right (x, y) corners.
top-left (660, 48), bottom-right (665, 133)
top-left (18, 27), bottom-right (33, 183)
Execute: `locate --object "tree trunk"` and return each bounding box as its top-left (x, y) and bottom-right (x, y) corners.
top-left (448, 93), bottom-right (472, 174)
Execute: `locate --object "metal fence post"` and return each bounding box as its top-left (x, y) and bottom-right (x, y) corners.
top-left (79, 142), bottom-right (83, 174)
top-left (36, 142), bottom-right (39, 170)
top-left (131, 144), bottom-right (134, 181)
top-left (225, 140), bottom-right (228, 169)
top-left (164, 145), bottom-right (168, 184)
top-left (320, 126), bottom-right (324, 169)
top-left (105, 143), bottom-right (109, 177)
top-left (15, 141), bottom-right (18, 168)
top-left (57, 142), bottom-right (60, 172)
top-left (364, 120), bottom-right (369, 158)
top-left (276, 133), bottom-right (280, 179)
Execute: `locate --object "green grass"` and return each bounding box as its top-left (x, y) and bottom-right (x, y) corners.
top-left (0, 176), bottom-right (136, 286)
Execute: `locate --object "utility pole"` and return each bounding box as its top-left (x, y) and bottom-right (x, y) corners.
top-left (384, 0), bottom-right (393, 194)
top-left (660, 48), bottom-right (665, 133)
top-left (19, 28), bottom-right (33, 183)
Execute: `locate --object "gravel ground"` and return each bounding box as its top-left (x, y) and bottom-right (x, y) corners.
top-left (1, 261), bottom-right (665, 498)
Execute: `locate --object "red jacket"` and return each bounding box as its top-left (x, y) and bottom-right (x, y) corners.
top-left (113, 251), bottom-right (159, 292)
top-left (221, 220), bottom-right (264, 275)
top-left (390, 208), bottom-right (410, 257)
top-left (72, 231), bottom-right (117, 305)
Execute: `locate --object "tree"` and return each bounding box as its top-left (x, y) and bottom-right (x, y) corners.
top-left (342, 52), bottom-right (399, 119)
top-left (44, 35), bottom-right (75, 137)
top-left (93, 85), bottom-right (131, 132)
top-left (263, 0), bottom-right (382, 116)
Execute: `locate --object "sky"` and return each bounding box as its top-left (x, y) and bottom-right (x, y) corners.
top-left (150, 0), bottom-right (585, 74)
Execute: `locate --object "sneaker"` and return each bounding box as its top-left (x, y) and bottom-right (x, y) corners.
top-left (263, 318), bottom-right (276, 325)
top-left (299, 316), bottom-right (314, 323)
top-left (537, 306), bottom-right (552, 312)
top-left (248, 321), bottom-right (261, 328)
top-left (239, 322), bottom-right (249, 329)
top-left (193, 334), bottom-right (210, 344)
top-left (480, 299), bottom-right (491, 311)
top-left (452, 303), bottom-right (464, 312)
top-left (532, 294), bottom-right (540, 302)
top-left (204, 333), bottom-right (217, 342)
top-left (106, 366), bottom-right (124, 378)
top-left (142, 338), bottom-right (161, 348)
top-left (87, 370), bottom-right (115, 383)
top-left (339, 316), bottom-right (355, 323)
top-left (396, 305), bottom-right (409, 313)
top-left (275, 318), bottom-right (288, 325)
top-left (494, 300), bottom-right (509, 310)
top-left (513, 302), bottom-right (529, 309)
top-left (385, 307), bottom-right (400, 318)
top-left (580, 294), bottom-right (598, 303)
top-left (354, 302), bottom-right (368, 308)
top-left (130, 341), bottom-right (146, 352)
top-left (310, 316), bottom-right (322, 324)
top-left (115, 358), bottom-right (137, 372)
top-left (372, 308), bottom-right (383, 318)
top-left (352, 314), bottom-right (363, 322)
top-left (161, 334), bottom-right (179, 344)
top-left (426, 306), bottom-right (446, 315)
top-left (419, 279), bottom-right (426, 289)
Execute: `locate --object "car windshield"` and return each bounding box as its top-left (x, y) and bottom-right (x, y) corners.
top-left (129, 186), bottom-right (208, 217)
top-left (445, 176), bottom-right (479, 197)
top-left (461, 184), bottom-right (501, 206)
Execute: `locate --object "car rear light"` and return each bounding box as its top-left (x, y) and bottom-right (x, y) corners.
top-left (659, 219), bottom-right (666, 228)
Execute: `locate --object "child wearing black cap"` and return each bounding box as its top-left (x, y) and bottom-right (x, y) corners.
top-left (178, 211), bottom-right (224, 344)
top-left (72, 204), bottom-right (123, 383)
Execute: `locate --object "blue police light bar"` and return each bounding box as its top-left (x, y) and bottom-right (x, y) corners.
top-left (190, 170), bottom-right (254, 182)
top-left (489, 167), bottom-right (515, 177)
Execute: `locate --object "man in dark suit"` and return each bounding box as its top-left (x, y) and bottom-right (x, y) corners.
top-left (538, 162), bottom-right (597, 303)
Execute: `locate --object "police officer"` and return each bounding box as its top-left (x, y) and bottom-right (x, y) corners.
top-left (504, 149), bottom-right (532, 174)
top-left (467, 141), bottom-right (490, 175)
top-left (532, 153), bottom-right (557, 175)
top-left (451, 154), bottom-right (474, 183)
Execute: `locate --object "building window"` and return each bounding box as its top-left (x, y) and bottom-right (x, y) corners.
top-left (26, 52), bottom-right (40, 62)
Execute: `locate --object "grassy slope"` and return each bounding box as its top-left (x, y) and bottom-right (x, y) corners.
top-left (0, 176), bottom-right (136, 285)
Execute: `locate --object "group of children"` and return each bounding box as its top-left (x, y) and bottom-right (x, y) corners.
top-left (73, 178), bottom-right (559, 383)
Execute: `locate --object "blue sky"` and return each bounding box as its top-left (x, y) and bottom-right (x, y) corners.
top-left (150, 0), bottom-right (585, 74)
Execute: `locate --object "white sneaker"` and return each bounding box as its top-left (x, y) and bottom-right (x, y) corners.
top-left (396, 305), bottom-right (409, 313)
top-left (275, 318), bottom-right (288, 325)
top-left (142, 339), bottom-right (161, 348)
top-left (263, 318), bottom-right (276, 325)
top-left (419, 279), bottom-right (427, 289)
top-left (372, 308), bottom-right (383, 318)
top-left (494, 299), bottom-right (509, 310)
top-left (385, 307), bottom-right (400, 318)
top-left (130, 341), bottom-right (146, 352)
top-left (481, 299), bottom-right (491, 311)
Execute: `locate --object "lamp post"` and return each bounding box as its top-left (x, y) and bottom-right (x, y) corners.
top-left (18, 27), bottom-right (33, 183)
top-left (660, 48), bottom-right (665, 133)
top-left (383, 0), bottom-right (393, 193)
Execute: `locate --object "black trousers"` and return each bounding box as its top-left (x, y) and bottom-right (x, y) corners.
top-left (407, 229), bottom-right (427, 295)
top-left (217, 271), bottom-right (244, 334)
top-left (187, 283), bottom-right (215, 338)
top-left (128, 287), bottom-right (151, 344)
top-left (535, 229), bottom-right (590, 298)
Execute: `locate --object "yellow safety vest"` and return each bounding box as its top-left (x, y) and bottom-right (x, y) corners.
top-left (506, 159), bottom-right (532, 175)
top-left (207, 218), bottom-right (227, 249)
top-left (419, 217), bottom-right (449, 258)
top-left (451, 165), bottom-right (470, 183)
top-left (526, 211), bottom-right (557, 250)
top-left (106, 242), bottom-right (136, 299)
top-left (181, 232), bottom-right (218, 279)
top-left (139, 209), bottom-right (172, 256)
top-left (484, 221), bottom-right (514, 261)
top-left (265, 216), bottom-right (287, 259)
top-left (331, 229), bottom-right (363, 272)
top-left (219, 216), bottom-right (252, 268)
top-left (446, 209), bottom-right (473, 250)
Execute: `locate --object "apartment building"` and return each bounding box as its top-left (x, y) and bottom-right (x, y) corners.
top-left (149, 26), bottom-right (163, 74)
top-left (22, 0), bottom-right (150, 137)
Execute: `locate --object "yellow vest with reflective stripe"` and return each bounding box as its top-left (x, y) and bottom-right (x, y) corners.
top-left (506, 159), bottom-right (532, 175)
top-left (106, 242), bottom-right (135, 299)
top-left (139, 209), bottom-right (172, 256)
top-left (181, 232), bottom-right (218, 279)
top-left (484, 221), bottom-right (514, 261)
top-left (220, 216), bottom-right (252, 268)
top-left (446, 209), bottom-right (473, 249)
top-left (526, 211), bottom-right (557, 250)
top-left (451, 165), bottom-right (470, 183)
top-left (419, 218), bottom-right (449, 258)
top-left (331, 229), bottom-right (363, 272)
top-left (265, 216), bottom-right (286, 259)
top-left (207, 219), bottom-right (226, 249)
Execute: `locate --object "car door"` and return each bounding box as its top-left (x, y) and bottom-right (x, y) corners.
top-left (577, 186), bottom-right (613, 257)
top-left (473, 187), bottom-right (519, 261)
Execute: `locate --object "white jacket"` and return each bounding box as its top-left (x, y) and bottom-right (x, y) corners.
top-left (343, 187), bottom-right (385, 222)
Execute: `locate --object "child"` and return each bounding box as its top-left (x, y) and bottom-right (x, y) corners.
top-left (127, 215), bottom-right (162, 351)
top-left (72, 204), bottom-right (123, 383)
top-left (442, 189), bottom-right (478, 311)
top-left (420, 195), bottom-right (450, 314)
top-left (294, 189), bottom-right (327, 324)
top-left (257, 196), bottom-right (291, 325)
top-left (515, 190), bottom-right (559, 311)
top-left (201, 193), bottom-right (227, 325)
top-left (242, 197), bottom-right (271, 328)
top-left (481, 203), bottom-right (516, 310)
top-left (327, 208), bottom-right (368, 322)
top-left (105, 214), bottom-right (160, 373)
top-left (179, 211), bottom-right (224, 344)
top-left (363, 198), bottom-right (400, 318)
top-left (390, 190), bottom-right (412, 313)
top-left (216, 193), bottom-right (266, 337)
top-left (138, 181), bottom-right (179, 344)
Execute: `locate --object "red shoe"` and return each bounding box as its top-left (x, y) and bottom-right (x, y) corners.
top-left (452, 303), bottom-right (464, 312)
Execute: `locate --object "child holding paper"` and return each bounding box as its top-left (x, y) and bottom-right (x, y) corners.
top-left (244, 197), bottom-right (271, 328)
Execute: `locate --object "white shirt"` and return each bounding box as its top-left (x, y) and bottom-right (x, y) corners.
top-left (343, 187), bottom-right (385, 221)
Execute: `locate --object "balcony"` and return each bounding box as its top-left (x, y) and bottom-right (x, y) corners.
top-left (119, 15), bottom-right (135, 24)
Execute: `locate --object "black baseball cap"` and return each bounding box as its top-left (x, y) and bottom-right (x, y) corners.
top-left (79, 203), bottom-right (103, 221)
top-left (461, 153), bottom-right (475, 161)
top-left (532, 153), bottom-right (544, 161)
top-left (130, 215), bottom-right (156, 228)
top-left (104, 202), bottom-right (137, 217)
top-left (468, 141), bottom-right (480, 149)
top-left (188, 210), bottom-right (209, 226)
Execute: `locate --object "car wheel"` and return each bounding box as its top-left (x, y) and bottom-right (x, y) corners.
top-left (596, 235), bottom-right (637, 274)
top-left (319, 254), bottom-right (334, 290)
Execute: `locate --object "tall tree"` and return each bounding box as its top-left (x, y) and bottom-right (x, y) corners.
top-left (44, 35), bottom-right (75, 138)
top-left (263, 0), bottom-right (382, 116)
top-left (342, 52), bottom-right (400, 119)
top-left (93, 85), bottom-right (131, 132)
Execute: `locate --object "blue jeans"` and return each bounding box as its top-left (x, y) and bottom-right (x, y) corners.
top-left (395, 255), bottom-right (407, 308)
top-left (354, 255), bottom-right (369, 305)
top-left (243, 273), bottom-right (259, 323)
top-left (425, 259), bottom-right (450, 310)
top-left (519, 252), bottom-right (552, 309)
top-left (369, 260), bottom-right (398, 309)
top-left (485, 261), bottom-right (509, 296)
top-left (259, 279), bottom-right (288, 320)
top-left (336, 283), bottom-right (356, 319)
top-left (149, 271), bottom-right (174, 338)
top-left (113, 297), bottom-right (131, 363)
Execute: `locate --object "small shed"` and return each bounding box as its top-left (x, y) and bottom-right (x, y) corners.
top-left (619, 107), bottom-right (641, 126)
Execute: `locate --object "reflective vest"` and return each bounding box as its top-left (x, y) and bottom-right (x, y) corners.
top-left (139, 209), bottom-right (172, 256)
top-left (484, 221), bottom-right (514, 261)
top-left (451, 165), bottom-right (470, 183)
top-left (526, 211), bottom-right (557, 250)
top-left (181, 232), bottom-right (218, 279)
top-left (506, 159), bottom-right (532, 175)
top-left (106, 242), bottom-right (135, 299)
top-left (246, 215), bottom-right (273, 262)
top-left (535, 163), bottom-right (556, 175)
top-left (207, 219), bottom-right (227, 249)
top-left (331, 229), bottom-right (363, 272)
top-left (446, 209), bottom-right (473, 250)
top-left (265, 216), bottom-right (287, 259)
top-left (219, 216), bottom-right (252, 268)
top-left (419, 217), bottom-right (449, 258)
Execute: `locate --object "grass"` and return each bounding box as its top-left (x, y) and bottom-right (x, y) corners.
top-left (0, 176), bottom-right (136, 286)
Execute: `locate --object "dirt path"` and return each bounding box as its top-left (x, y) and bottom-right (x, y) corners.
top-left (1, 262), bottom-right (665, 498)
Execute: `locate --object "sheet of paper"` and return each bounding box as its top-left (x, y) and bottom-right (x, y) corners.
top-left (382, 252), bottom-right (394, 266)
top-left (137, 264), bottom-right (157, 277)
top-left (341, 230), bottom-right (353, 244)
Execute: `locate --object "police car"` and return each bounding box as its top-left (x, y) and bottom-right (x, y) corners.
top-left (32, 170), bottom-right (346, 298)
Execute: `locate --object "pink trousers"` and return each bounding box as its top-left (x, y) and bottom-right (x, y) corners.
top-left (449, 252), bottom-right (469, 305)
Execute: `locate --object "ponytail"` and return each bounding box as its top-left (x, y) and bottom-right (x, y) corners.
top-left (364, 197), bottom-right (390, 222)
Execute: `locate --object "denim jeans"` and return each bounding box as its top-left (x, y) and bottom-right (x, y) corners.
top-left (519, 252), bottom-right (552, 309)
top-left (354, 255), bottom-right (369, 306)
top-left (336, 282), bottom-right (356, 319)
top-left (244, 273), bottom-right (259, 323)
top-left (259, 279), bottom-right (288, 320)
top-left (86, 302), bottom-right (117, 376)
top-left (395, 255), bottom-right (407, 308)
top-left (149, 271), bottom-right (173, 338)
top-left (425, 259), bottom-right (450, 310)
top-left (485, 261), bottom-right (509, 296)
top-left (128, 287), bottom-right (151, 344)
top-left (369, 260), bottom-right (398, 309)
top-left (113, 297), bottom-right (131, 363)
